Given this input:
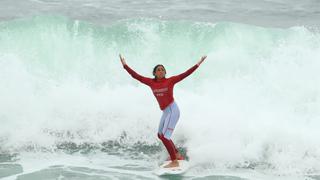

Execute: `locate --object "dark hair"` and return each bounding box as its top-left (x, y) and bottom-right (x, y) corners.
top-left (153, 64), bottom-right (166, 79)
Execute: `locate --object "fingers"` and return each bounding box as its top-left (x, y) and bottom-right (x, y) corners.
top-left (119, 54), bottom-right (127, 66)
top-left (119, 54), bottom-right (125, 62)
top-left (197, 55), bottom-right (207, 66)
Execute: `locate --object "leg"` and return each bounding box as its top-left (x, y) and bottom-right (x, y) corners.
top-left (158, 102), bottom-right (182, 167)
top-left (169, 140), bottom-right (178, 153)
top-left (162, 102), bottom-right (181, 158)
top-left (157, 103), bottom-right (175, 159)
top-left (158, 133), bottom-right (179, 168)
top-left (169, 140), bottom-right (184, 159)
top-left (158, 133), bottom-right (177, 161)
top-left (162, 102), bottom-right (180, 140)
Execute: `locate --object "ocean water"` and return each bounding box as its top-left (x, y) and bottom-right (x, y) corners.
top-left (1, 1), bottom-right (320, 180)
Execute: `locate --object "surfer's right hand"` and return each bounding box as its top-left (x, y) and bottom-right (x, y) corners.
top-left (119, 54), bottom-right (127, 66)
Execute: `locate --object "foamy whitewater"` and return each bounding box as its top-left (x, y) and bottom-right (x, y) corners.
top-left (1, 1), bottom-right (320, 180)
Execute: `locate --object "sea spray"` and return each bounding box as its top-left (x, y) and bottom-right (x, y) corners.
top-left (1, 16), bottom-right (320, 174)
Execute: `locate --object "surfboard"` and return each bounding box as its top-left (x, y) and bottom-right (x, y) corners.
top-left (153, 160), bottom-right (189, 176)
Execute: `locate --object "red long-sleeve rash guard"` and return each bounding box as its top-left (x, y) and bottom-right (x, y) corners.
top-left (123, 64), bottom-right (199, 110)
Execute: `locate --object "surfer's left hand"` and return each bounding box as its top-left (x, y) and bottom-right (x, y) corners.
top-left (197, 55), bottom-right (207, 66)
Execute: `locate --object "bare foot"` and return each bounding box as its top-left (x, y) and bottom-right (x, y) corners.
top-left (164, 160), bottom-right (179, 168)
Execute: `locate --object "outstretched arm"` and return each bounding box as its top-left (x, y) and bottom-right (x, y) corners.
top-left (120, 54), bottom-right (152, 86)
top-left (171, 55), bottom-right (207, 84)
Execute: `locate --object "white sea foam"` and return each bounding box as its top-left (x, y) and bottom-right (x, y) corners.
top-left (1, 17), bottom-right (320, 176)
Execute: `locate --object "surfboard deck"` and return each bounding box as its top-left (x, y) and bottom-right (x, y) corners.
top-left (153, 160), bottom-right (189, 176)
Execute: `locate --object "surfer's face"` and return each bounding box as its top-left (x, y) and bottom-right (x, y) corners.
top-left (155, 66), bottom-right (166, 79)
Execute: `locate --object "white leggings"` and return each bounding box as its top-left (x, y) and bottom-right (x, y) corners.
top-left (158, 101), bottom-right (180, 139)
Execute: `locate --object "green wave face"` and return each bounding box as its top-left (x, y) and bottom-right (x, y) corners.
top-left (0, 16), bottom-right (301, 84)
